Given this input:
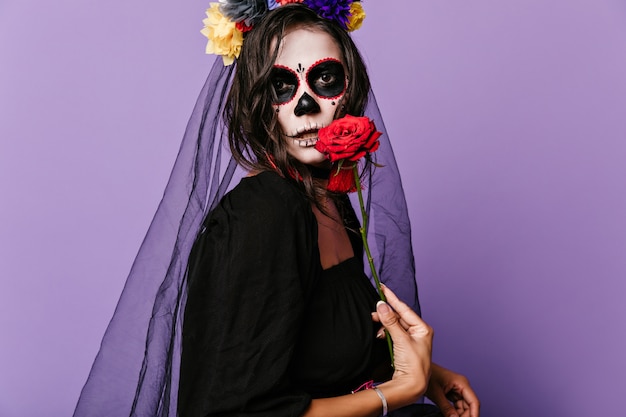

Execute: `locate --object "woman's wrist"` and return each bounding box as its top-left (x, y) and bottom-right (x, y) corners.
top-left (302, 376), bottom-right (427, 417)
top-left (304, 387), bottom-right (398, 417)
top-left (371, 387), bottom-right (388, 416)
top-left (376, 377), bottom-right (426, 412)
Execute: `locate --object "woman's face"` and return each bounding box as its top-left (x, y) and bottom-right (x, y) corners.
top-left (271, 28), bottom-right (347, 166)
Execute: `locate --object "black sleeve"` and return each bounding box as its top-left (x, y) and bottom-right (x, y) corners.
top-left (179, 172), bottom-right (320, 417)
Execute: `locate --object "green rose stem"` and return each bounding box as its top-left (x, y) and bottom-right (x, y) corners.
top-left (352, 163), bottom-right (395, 367)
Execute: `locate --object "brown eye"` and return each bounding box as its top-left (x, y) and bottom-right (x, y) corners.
top-left (307, 59), bottom-right (346, 99)
top-left (273, 79), bottom-right (291, 95)
top-left (270, 66), bottom-right (299, 104)
top-left (318, 73), bottom-right (336, 86)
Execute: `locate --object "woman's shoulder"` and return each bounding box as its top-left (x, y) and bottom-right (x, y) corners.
top-left (219, 170), bottom-right (310, 219)
top-left (236, 170), bottom-right (300, 194)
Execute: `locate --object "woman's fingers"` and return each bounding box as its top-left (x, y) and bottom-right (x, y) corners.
top-left (380, 285), bottom-right (430, 333)
top-left (381, 285), bottom-right (416, 322)
top-left (371, 311), bottom-right (410, 330)
top-left (375, 300), bottom-right (406, 341)
top-left (375, 286), bottom-right (433, 347)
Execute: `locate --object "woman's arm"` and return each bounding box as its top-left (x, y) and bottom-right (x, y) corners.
top-left (179, 174), bottom-right (319, 416)
top-left (303, 285), bottom-right (433, 417)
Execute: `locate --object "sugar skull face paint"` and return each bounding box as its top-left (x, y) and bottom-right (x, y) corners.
top-left (306, 58), bottom-right (346, 99)
top-left (271, 58), bottom-right (346, 105)
top-left (271, 28), bottom-right (347, 166)
top-left (271, 65), bottom-right (299, 104)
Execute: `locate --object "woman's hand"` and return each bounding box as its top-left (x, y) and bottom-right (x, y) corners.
top-left (374, 285), bottom-right (433, 406)
top-left (426, 363), bottom-right (480, 417)
top-left (303, 286), bottom-right (433, 417)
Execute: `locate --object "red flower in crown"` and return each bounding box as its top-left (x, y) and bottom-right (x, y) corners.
top-left (315, 115), bottom-right (382, 193)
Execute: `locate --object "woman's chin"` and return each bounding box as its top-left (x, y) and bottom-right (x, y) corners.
top-left (289, 148), bottom-right (328, 167)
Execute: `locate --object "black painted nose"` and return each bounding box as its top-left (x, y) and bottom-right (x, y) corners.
top-left (294, 92), bottom-right (320, 116)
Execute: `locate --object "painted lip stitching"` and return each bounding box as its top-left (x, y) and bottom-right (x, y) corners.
top-left (285, 123), bottom-right (325, 139)
top-left (292, 137), bottom-right (318, 148)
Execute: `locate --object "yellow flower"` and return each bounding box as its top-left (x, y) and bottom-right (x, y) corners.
top-left (200, 3), bottom-right (243, 65)
top-left (346, 2), bottom-right (365, 32)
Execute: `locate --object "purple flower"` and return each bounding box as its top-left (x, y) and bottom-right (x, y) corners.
top-left (303, 0), bottom-right (353, 30)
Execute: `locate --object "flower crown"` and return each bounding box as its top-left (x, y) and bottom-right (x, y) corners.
top-left (201, 0), bottom-right (366, 66)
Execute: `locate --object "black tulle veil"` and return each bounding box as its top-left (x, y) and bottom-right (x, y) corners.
top-left (74, 51), bottom-right (419, 416)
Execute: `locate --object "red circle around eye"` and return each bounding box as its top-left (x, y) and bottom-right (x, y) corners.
top-left (305, 58), bottom-right (347, 100)
top-left (272, 64), bottom-right (300, 105)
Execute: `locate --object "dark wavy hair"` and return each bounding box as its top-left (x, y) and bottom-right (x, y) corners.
top-left (224, 4), bottom-right (371, 203)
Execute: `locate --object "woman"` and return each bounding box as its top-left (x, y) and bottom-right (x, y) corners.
top-left (74, 3), bottom-right (479, 417)
top-left (180, 4), bottom-right (477, 416)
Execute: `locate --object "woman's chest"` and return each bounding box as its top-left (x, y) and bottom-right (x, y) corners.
top-left (289, 258), bottom-right (390, 397)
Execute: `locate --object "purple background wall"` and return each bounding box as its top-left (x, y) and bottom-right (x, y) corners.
top-left (1, 1), bottom-right (625, 416)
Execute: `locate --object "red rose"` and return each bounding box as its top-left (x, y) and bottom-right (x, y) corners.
top-left (315, 115), bottom-right (382, 163)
